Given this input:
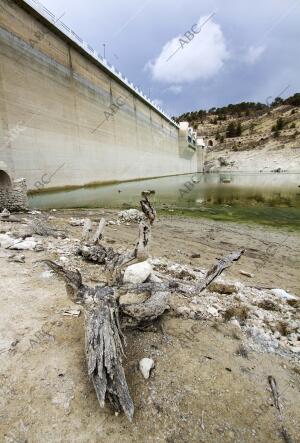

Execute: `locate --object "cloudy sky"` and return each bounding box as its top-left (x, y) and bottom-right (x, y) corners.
top-left (42, 0), bottom-right (300, 116)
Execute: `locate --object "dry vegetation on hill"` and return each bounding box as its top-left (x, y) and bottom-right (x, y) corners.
top-left (176, 94), bottom-right (300, 172)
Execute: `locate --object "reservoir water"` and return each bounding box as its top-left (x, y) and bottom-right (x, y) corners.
top-left (29, 173), bottom-right (300, 229)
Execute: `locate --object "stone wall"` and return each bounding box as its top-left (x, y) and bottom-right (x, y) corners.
top-left (0, 178), bottom-right (28, 211)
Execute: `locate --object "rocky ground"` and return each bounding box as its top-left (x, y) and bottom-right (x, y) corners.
top-left (205, 143), bottom-right (300, 173)
top-left (0, 208), bottom-right (300, 443)
top-left (199, 105), bottom-right (300, 172)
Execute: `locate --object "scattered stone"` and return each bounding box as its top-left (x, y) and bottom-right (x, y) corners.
top-left (190, 253), bottom-right (201, 259)
top-left (7, 253), bottom-right (25, 263)
top-left (118, 209), bottom-right (144, 223)
top-left (271, 288), bottom-right (297, 301)
top-left (175, 306), bottom-right (191, 318)
top-left (69, 218), bottom-right (85, 226)
top-left (224, 305), bottom-right (250, 322)
top-left (9, 238), bottom-right (37, 250)
top-left (0, 208), bottom-right (10, 219)
top-left (230, 319), bottom-right (241, 329)
top-left (240, 270), bottom-right (254, 278)
top-left (40, 270), bottom-right (54, 279)
top-left (139, 358), bottom-right (155, 379)
top-left (291, 347), bottom-right (300, 353)
top-left (167, 263), bottom-right (197, 280)
top-left (148, 273), bottom-right (163, 283)
top-left (34, 243), bottom-right (45, 252)
top-left (0, 233), bottom-right (17, 249)
top-left (209, 281), bottom-right (238, 294)
top-left (207, 306), bottom-right (219, 317)
top-left (247, 326), bottom-right (279, 352)
top-left (63, 309), bottom-right (81, 317)
top-left (123, 261), bottom-right (152, 284)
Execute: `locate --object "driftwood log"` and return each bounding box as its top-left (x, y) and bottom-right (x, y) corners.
top-left (44, 196), bottom-right (244, 421)
top-left (197, 249), bottom-right (245, 292)
top-left (43, 260), bottom-right (134, 420)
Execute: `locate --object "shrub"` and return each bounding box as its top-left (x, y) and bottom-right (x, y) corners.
top-left (273, 130), bottom-right (280, 138)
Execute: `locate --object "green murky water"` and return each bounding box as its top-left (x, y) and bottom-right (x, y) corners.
top-left (29, 173), bottom-right (300, 229)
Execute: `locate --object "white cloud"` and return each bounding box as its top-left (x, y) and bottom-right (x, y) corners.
top-left (165, 85), bottom-right (183, 95)
top-left (244, 45), bottom-right (266, 65)
top-left (146, 15), bottom-right (229, 84)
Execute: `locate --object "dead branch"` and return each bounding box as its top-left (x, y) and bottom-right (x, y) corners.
top-left (40, 199), bottom-right (245, 422)
top-left (197, 249), bottom-right (245, 292)
top-left (121, 290), bottom-right (169, 323)
top-left (105, 196), bottom-right (156, 286)
top-left (25, 218), bottom-right (66, 238)
top-left (77, 218), bottom-right (112, 264)
top-left (92, 218), bottom-right (106, 244)
top-left (85, 287), bottom-right (134, 421)
top-left (82, 219), bottom-right (93, 242)
top-left (44, 260), bottom-right (134, 419)
top-left (42, 260), bottom-right (86, 304)
top-left (77, 244), bottom-right (115, 265)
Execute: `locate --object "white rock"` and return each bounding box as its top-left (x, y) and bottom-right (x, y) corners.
top-left (11, 238), bottom-right (37, 250)
top-left (139, 358), bottom-right (155, 379)
top-left (288, 333), bottom-right (299, 344)
top-left (0, 234), bottom-right (17, 248)
top-left (0, 208), bottom-right (10, 218)
top-left (0, 339), bottom-right (14, 353)
top-left (207, 306), bottom-right (219, 317)
top-left (59, 256), bottom-right (68, 263)
top-left (271, 288), bottom-right (297, 301)
top-left (148, 273), bottom-right (162, 283)
top-left (176, 306), bottom-right (190, 317)
top-left (253, 310), bottom-right (265, 320)
top-left (230, 319), bottom-right (241, 329)
top-left (123, 261), bottom-right (152, 284)
top-left (69, 218), bottom-right (85, 226)
top-left (291, 346), bottom-right (300, 353)
top-left (40, 270), bottom-right (54, 279)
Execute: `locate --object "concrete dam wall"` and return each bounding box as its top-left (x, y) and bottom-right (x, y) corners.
top-left (0, 0), bottom-right (199, 192)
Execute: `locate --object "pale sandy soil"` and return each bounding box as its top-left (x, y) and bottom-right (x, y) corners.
top-left (205, 143), bottom-right (300, 172)
top-left (0, 210), bottom-right (300, 443)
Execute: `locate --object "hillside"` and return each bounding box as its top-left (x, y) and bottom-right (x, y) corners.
top-left (176, 94), bottom-right (300, 172)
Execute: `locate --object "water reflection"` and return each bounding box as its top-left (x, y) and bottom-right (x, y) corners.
top-left (29, 173), bottom-right (300, 228)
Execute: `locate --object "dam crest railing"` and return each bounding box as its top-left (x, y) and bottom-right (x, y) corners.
top-left (23, 0), bottom-right (179, 128)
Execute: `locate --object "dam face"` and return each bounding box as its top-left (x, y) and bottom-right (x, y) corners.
top-left (0, 0), bottom-right (199, 191)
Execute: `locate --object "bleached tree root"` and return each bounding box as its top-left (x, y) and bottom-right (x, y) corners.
top-left (43, 196), bottom-right (245, 422)
top-left (43, 260), bottom-right (134, 419)
top-left (197, 249), bottom-right (245, 292)
top-left (120, 290), bottom-right (170, 323)
top-left (85, 288), bottom-right (134, 421)
top-left (105, 196), bottom-right (156, 285)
